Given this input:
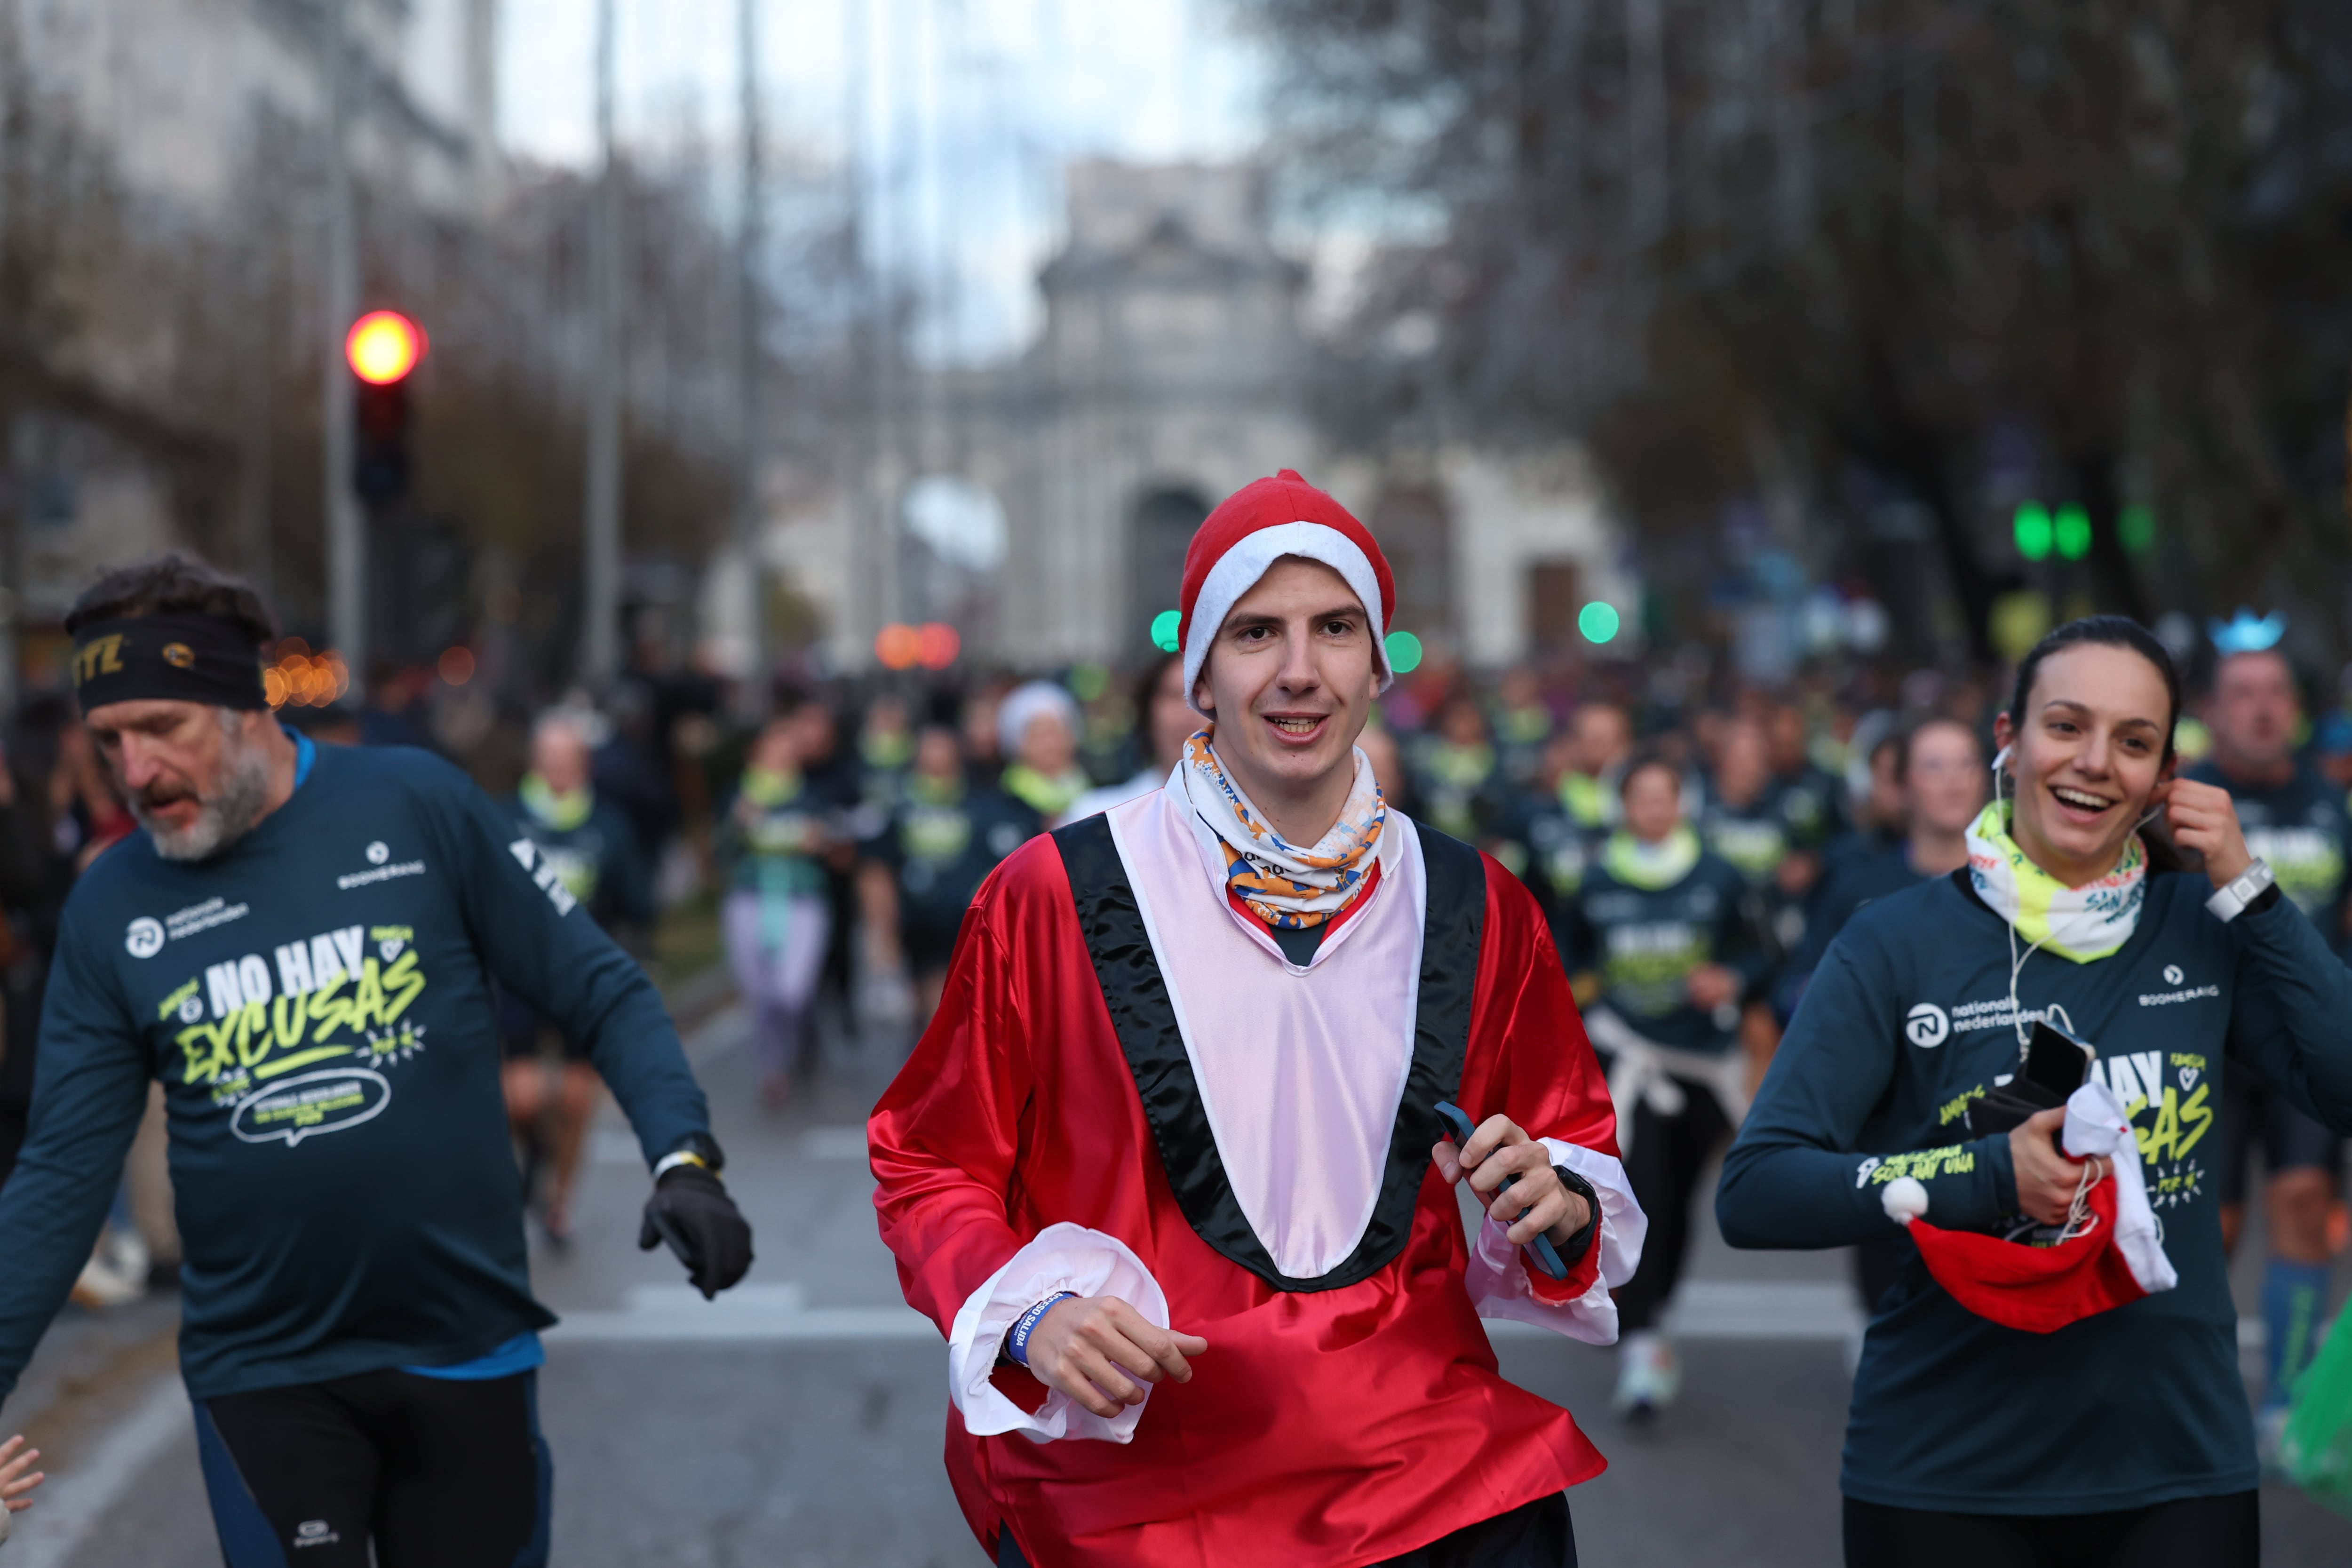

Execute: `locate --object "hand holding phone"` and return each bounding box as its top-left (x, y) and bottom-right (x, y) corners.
top-left (1435, 1100), bottom-right (1571, 1280)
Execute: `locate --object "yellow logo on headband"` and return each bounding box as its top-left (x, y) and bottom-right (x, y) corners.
top-left (72, 635), bottom-right (124, 685)
top-left (162, 642), bottom-right (195, 669)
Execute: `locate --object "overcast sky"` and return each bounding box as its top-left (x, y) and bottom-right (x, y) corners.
top-left (497, 0), bottom-right (1269, 362)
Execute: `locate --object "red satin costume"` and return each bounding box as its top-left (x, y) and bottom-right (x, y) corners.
top-left (869, 818), bottom-right (1624, 1568)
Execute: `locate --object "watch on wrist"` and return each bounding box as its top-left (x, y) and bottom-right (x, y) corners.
top-left (1551, 1164), bottom-right (1600, 1266)
top-left (653, 1132), bottom-right (727, 1180)
top-left (2205, 857), bottom-right (2276, 923)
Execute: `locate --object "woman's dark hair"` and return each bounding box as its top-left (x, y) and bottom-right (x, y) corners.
top-left (1132, 649), bottom-right (1180, 716)
top-left (2006, 616), bottom-right (2182, 764)
top-left (1617, 745), bottom-right (1683, 800)
top-left (64, 551), bottom-right (276, 644)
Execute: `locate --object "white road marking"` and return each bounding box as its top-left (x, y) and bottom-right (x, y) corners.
top-left (9, 1376), bottom-right (190, 1568)
top-left (800, 1127), bottom-right (870, 1162)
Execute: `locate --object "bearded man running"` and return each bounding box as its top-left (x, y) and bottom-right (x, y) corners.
top-left (0, 554), bottom-right (751, 1567)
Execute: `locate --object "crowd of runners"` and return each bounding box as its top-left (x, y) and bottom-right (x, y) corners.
top-left (0, 529), bottom-right (2346, 1563)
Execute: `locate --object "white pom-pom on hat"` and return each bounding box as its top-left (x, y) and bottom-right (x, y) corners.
top-left (1881, 1177), bottom-right (1930, 1225)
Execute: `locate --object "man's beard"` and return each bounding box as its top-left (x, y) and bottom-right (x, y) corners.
top-left (132, 712), bottom-right (277, 862)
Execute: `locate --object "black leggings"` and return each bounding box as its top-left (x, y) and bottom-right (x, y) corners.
top-left (997, 1493), bottom-right (1574, 1567)
top-left (1843, 1492), bottom-right (2258, 1568)
top-left (197, 1367), bottom-right (550, 1568)
top-left (1613, 1075), bottom-right (1732, 1332)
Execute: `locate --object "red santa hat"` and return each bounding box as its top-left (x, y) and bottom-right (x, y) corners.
top-left (1177, 470), bottom-right (1398, 713)
top-left (1879, 1081), bottom-right (2177, 1334)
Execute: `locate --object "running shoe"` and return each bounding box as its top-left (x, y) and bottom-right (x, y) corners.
top-left (1613, 1329), bottom-right (1680, 1421)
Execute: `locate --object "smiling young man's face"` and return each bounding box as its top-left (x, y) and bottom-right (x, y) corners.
top-left (1193, 557), bottom-right (1382, 836)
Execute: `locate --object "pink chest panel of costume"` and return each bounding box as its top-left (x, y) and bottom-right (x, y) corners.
top-left (1105, 788), bottom-right (1425, 1281)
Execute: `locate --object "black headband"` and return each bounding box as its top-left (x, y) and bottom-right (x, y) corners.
top-left (72, 614), bottom-right (269, 713)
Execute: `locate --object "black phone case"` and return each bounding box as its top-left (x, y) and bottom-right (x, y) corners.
top-left (1965, 1077), bottom-right (2067, 1138)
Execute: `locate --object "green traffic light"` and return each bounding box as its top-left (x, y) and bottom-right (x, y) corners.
top-left (1384, 630), bottom-right (1424, 673)
top-left (2119, 504), bottom-right (2155, 555)
top-left (1578, 602), bottom-right (1621, 644)
top-left (2014, 502), bottom-right (2054, 561)
top-left (1150, 610), bottom-right (1181, 653)
top-left (2054, 504), bottom-right (2091, 561)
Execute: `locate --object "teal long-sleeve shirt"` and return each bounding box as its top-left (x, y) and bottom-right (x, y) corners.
top-left (1717, 868), bottom-right (2352, 1513)
top-left (0, 743), bottom-right (711, 1407)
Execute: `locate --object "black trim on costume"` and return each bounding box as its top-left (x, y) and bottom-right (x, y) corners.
top-left (1053, 812), bottom-right (1486, 1293)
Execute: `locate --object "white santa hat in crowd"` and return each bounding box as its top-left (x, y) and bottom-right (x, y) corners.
top-left (1177, 470), bottom-right (1399, 715)
top-left (1880, 1080), bottom-right (2177, 1333)
top-left (996, 679), bottom-right (1081, 761)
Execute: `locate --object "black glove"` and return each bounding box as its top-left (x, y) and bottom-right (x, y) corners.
top-left (638, 1165), bottom-right (754, 1299)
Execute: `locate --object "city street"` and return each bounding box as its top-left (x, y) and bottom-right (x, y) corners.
top-left (6, 998), bottom-right (2350, 1567)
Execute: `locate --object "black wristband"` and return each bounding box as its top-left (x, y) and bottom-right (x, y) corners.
top-left (671, 1131), bottom-right (726, 1175)
top-left (1551, 1165), bottom-right (1600, 1267)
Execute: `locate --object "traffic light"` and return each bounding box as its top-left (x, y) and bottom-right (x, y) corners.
top-left (345, 310), bottom-right (425, 504)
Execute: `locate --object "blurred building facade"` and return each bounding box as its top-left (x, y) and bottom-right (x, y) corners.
top-left (777, 158), bottom-right (1630, 673)
top-left (2, 0), bottom-right (499, 704)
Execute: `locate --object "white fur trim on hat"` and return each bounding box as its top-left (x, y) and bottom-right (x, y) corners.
top-left (1182, 521), bottom-right (1391, 714)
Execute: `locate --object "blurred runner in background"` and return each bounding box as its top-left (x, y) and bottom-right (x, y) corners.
top-left (1411, 694), bottom-right (1511, 847)
top-left (1558, 700), bottom-right (1631, 832)
top-left (996, 680), bottom-right (1089, 826)
top-left (1560, 748), bottom-right (1762, 1421)
top-left (2188, 643), bottom-right (2352, 1460)
top-left (1065, 653), bottom-right (1192, 822)
top-left (500, 711), bottom-right (653, 1245)
top-left (1776, 716), bottom-right (1985, 1313)
top-left (859, 718), bottom-right (1042, 1027)
top-left (717, 707), bottom-right (838, 1108)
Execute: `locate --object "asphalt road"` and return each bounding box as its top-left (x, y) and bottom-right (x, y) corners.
top-left (6, 999), bottom-right (2350, 1566)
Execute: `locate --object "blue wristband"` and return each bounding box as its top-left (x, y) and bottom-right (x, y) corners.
top-left (1007, 1291), bottom-right (1077, 1368)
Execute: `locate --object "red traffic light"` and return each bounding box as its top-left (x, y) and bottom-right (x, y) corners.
top-left (346, 310), bottom-right (425, 385)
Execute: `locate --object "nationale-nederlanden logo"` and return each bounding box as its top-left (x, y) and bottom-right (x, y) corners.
top-left (125, 916), bottom-right (165, 959)
top-left (1905, 1002), bottom-right (1950, 1048)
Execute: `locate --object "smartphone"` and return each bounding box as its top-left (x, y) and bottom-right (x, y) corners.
top-left (2023, 1019), bottom-right (2095, 1100)
top-left (1435, 1100), bottom-right (1570, 1280)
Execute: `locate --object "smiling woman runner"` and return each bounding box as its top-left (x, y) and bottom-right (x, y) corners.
top-left (1717, 616), bottom-right (2352, 1568)
top-left (0, 554), bottom-right (750, 1567)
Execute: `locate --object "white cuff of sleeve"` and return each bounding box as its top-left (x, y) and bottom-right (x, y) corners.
top-left (944, 1221), bottom-right (1168, 1445)
top-left (1465, 1138), bottom-right (1648, 1346)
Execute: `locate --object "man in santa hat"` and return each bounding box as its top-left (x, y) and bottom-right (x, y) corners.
top-left (869, 470), bottom-right (1644, 1568)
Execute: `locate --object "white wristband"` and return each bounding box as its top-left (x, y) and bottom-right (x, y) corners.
top-left (652, 1150), bottom-right (712, 1181)
top-left (2205, 858), bottom-right (2275, 923)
